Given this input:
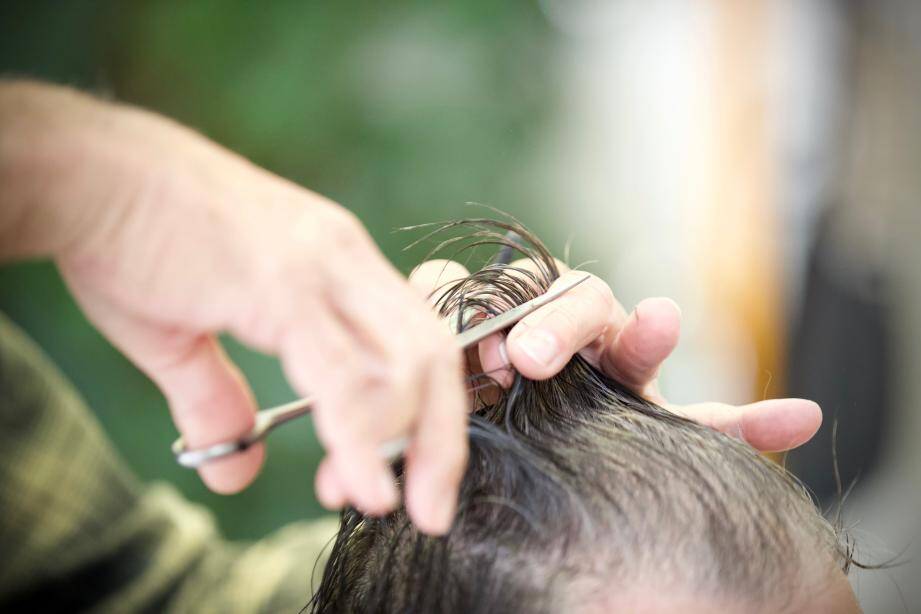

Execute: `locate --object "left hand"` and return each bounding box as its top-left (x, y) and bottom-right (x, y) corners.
top-left (409, 259), bottom-right (822, 453)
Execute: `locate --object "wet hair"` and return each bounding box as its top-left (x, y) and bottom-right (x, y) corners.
top-left (306, 219), bottom-right (853, 613)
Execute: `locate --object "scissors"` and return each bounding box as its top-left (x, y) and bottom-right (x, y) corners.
top-left (171, 273), bottom-right (590, 469)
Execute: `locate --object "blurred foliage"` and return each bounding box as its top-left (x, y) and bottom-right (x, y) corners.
top-left (0, 1), bottom-right (559, 539)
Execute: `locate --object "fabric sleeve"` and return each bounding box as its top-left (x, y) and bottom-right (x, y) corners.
top-left (0, 313), bottom-right (336, 613)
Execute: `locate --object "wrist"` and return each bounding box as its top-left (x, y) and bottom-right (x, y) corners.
top-left (0, 81), bottom-right (145, 260)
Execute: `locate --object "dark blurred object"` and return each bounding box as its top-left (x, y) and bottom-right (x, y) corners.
top-left (789, 1), bottom-right (921, 609)
top-left (786, 207), bottom-right (892, 504)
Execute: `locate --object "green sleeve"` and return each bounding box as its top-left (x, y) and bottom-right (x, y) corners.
top-left (0, 313), bottom-right (336, 613)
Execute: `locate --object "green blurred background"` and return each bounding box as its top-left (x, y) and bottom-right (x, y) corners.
top-left (7, 3), bottom-right (921, 609)
top-left (0, 1), bottom-right (562, 539)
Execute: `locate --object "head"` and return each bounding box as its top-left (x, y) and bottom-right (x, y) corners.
top-left (308, 220), bottom-right (860, 613)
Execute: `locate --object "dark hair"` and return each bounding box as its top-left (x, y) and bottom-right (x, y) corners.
top-left (306, 219), bottom-right (852, 613)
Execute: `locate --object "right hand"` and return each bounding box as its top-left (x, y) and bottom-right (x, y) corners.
top-left (1, 80), bottom-right (468, 535)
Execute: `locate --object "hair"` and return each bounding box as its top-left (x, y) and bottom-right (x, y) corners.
top-left (306, 218), bottom-right (853, 614)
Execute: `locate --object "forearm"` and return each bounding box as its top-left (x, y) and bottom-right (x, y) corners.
top-left (0, 79), bottom-right (242, 263)
top-left (0, 81), bottom-right (115, 259)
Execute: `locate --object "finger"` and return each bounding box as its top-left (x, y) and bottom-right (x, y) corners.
top-left (505, 271), bottom-right (617, 380)
top-left (339, 256), bottom-right (470, 529)
top-left (283, 236), bottom-right (467, 523)
top-left (280, 309), bottom-right (401, 515)
top-left (599, 297), bottom-right (681, 395)
top-left (477, 257), bottom-right (573, 386)
top-left (296, 218), bottom-right (466, 524)
top-left (502, 259), bottom-right (680, 401)
top-left (668, 398), bottom-right (823, 452)
top-left (151, 335), bottom-right (265, 493)
top-left (60, 276), bottom-right (264, 493)
top-left (113, 328), bottom-right (266, 492)
top-left (485, 258), bottom-right (635, 385)
top-left (295, 249), bottom-right (457, 520)
top-left (476, 332), bottom-right (514, 389)
top-left (315, 455), bottom-right (346, 510)
top-left (403, 345), bottom-right (468, 535)
top-left (410, 259), bottom-right (514, 393)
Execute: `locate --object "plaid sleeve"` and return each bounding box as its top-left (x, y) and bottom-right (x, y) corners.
top-left (0, 313), bottom-right (335, 613)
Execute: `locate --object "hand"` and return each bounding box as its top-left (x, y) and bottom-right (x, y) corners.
top-left (0, 81), bottom-right (466, 534)
top-left (409, 259), bottom-right (822, 453)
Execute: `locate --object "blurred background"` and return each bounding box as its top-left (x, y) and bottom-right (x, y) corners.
top-left (2, 1), bottom-right (919, 609)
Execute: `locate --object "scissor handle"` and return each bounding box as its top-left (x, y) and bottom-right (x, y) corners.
top-left (252, 397), bottom-right (314, 437)
top-left (171, 396), bottom-right (408, 469)
top-left (171, 397), bottom-right (314, 468)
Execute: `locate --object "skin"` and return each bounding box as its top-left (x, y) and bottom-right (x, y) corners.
top-left (0, 80), bottom-right (822, 534)
top-left (591, 570), bottom-right (860, 613)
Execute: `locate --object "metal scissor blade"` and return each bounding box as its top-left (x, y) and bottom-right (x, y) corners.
top-left (454, 274), bottom-right (591, 349)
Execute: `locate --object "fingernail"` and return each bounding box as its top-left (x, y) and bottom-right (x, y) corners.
top-left (665, 297), bottom-right (683, 320)
top-left (516, 328), bottom-right (559, 367)
top-left (498, 338), bottom-right (511, 367)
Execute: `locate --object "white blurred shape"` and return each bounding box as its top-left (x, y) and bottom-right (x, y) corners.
top-left (541, 0), bottom-right (756, 404)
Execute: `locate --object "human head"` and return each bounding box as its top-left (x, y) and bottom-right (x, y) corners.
top-left (308, 220), bottom-right (860, 613)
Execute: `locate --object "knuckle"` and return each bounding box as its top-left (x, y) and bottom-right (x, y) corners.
top-left (261, 212), bottom-right (373, 318)
top-left (579, 273), bottom-right (615, 311)
top-left (356, 361), bottom-right (415, 413)
top-left (321, 343), bottom-right (351, 368)
top-left (285, 207), bottom-right (368, 264)
top-left (260, 251), bottom-right (323, 306)
top-left (355, 362), bottom-right (393, 396)
top-left (324, 208), bottom-right (369, 252)
top-left (545, 306), bottom-right (580, 340)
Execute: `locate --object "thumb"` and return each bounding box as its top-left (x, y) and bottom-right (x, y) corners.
top-left (151, 334), bottom-right (264, 493)
top-left (62, 276), bottom-right (263, 493)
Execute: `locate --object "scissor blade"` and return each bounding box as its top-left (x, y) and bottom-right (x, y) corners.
top-left (454, 274), bottom-right (591, 349)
